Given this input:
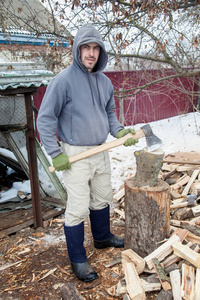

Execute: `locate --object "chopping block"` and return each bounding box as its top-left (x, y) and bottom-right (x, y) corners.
top-left (124, 148), bottom-right (170, 257)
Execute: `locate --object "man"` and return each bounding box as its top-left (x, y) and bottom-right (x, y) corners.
top-left (37, 24), bottom-right (137, 282)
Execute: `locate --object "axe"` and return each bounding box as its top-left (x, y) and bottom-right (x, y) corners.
top-left (49, 124), bottom-right (163, 173)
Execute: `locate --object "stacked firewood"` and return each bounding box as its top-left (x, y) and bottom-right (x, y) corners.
top-left (110, 161), bottom-right (200, 300)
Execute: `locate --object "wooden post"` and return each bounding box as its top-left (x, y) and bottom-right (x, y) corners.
top-left (24, 92), bottom-right (43, 228)
top-left (125, 178), bottom-right (170, 257)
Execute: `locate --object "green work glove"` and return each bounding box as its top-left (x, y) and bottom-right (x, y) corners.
top-left (116, 128), bottom-right (138, 147)
top-left (52, 153), bottom-right (71, 171)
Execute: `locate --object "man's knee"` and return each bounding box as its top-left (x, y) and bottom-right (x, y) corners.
top-left (65, 208), bottom-right (89, 226)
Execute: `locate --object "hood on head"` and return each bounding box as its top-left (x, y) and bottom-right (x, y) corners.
top-left (73, 24), bottom-right (108, 72)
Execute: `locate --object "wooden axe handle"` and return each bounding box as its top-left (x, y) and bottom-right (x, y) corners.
top-left (49, 128), bottom-right (145, 173)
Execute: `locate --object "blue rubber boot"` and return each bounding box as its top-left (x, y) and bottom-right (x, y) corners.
top-left (89, 205), bottom-right (124, 249)
top-left (63, 222), bottom-right (98, 281)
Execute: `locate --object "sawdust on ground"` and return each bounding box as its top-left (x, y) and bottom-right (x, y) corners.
top-left (0, 151), bottom-right (200, 300)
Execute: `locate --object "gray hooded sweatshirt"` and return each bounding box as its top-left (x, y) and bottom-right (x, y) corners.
top-left (37, 24), bottom-right (123, 158)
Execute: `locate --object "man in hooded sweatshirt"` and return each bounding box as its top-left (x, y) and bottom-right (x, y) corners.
top-left (37, 24), bottom-right (138, 282)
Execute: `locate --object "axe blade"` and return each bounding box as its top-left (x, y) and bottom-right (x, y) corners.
top-left (141, 124), bottom-right (163, 152)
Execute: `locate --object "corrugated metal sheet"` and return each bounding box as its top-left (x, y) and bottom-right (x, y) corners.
top-left (0, 62), bottom-right (54, 90)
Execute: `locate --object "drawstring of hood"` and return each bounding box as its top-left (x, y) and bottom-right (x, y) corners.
top-left (96, 75), bottom-right (101, 107)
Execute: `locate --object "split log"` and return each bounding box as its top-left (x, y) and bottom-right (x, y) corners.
top-left (152, 258), bottom-right (171, 291)
top-left (181, 264), bottom-right (195, 300)
top-left (174, 207), bottom-right (194, 220)
top-left (114, 208), bottom-right (125, 219)
top-left (125, 178), bottom-right (170, 257)
top-left (141, 274), bottom-right (161, 292)
top-left (186, 231), bottom-right (200, 245)
top-left (60, 283), bottom-right (85, 300)
top-left (170, 175), bottom-right (190, 191)
top-left (170, 189), bottom-right (182, 199)
top-left (121, 249), bottom-right (145, 274)
top-left (140, 279), bottom-right (161, 292)
top-left (172, 241), bottom-right (200, 268)
top-left (122, 262), bottom-right (146, 300)
top-left (162, 168), bottom-right (177, 181)
top-left (181, 170), bottom-right (200, 197)
top-left (190, 215), bottom-right (200, 225)
top-left (192, 205), bottom-right (200, 217)
top-left (162, 242), bottom-right (192, 269)
top-left (144, 234), bottom-right (181, 270)
top-left (169, 269), bottom-right (181, 300)
top-left (190, 181), bottom-right (200, 196)
top-left (114, 188), bottom-right (125, 202)
top-left (195, 268), bottom-right (200, 300)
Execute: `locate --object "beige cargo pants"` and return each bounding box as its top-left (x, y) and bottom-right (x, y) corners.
top-left (61, 142), bottom-right (113, 226)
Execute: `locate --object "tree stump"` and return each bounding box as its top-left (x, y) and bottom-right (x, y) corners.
top-left (134, 148), bottom-right (164, 187)
top-left (124, 178), bottom-right (170, 257)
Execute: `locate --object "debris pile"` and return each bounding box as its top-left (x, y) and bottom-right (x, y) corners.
top-left (110, 156), bottom-right (200, 299)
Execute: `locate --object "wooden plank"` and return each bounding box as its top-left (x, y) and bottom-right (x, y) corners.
top-left (181, 263), bottom-right (195, 300)
top-left (0, 219), bottom-right (34, 239)
top-left (42, 208), bottom-right (65, 221)
top-left (169, 269), bottom-right (182, 300)
top-left (163, 159), bottom-right (200, 166)
top-left (182, 170), bottom-right (200, 197)
top-left (122, 262), bottom-right (146, 300)
top-left (172, 241), bottom-right (200, 268)
top-left (121, 249), bottom-right (145, 275)
top-left (144, 234), bottom-right (180, 270)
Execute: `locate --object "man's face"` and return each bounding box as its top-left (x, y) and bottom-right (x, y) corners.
top-left (80, 43), bottom-right (100, 72)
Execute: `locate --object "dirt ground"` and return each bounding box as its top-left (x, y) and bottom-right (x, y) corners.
top-left (1, 151), bottom-right (200, 300)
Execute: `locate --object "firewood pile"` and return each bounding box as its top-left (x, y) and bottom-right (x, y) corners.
top-left (110, 160), bottom-right (200, 300)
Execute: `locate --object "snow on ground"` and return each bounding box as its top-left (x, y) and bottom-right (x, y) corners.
top-left (109, 112), bottom-right (200, 191)
top-left (0, 112), bottom-right (200, 201)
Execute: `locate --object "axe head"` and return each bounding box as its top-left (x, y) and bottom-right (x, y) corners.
top-left (141, 124), bottom-right (163, 152)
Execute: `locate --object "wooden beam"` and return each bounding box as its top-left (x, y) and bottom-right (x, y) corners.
top-left (24, 92), bottom-right (43, 228)
top-left (172, 241), bottom-right (200, 268)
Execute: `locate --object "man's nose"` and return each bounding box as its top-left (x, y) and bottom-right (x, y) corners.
top-left (89, 48), bottom-right (94, 56)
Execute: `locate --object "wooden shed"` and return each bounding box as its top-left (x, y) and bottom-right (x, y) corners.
top-left (0, 62), bottom-right (67, 237)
